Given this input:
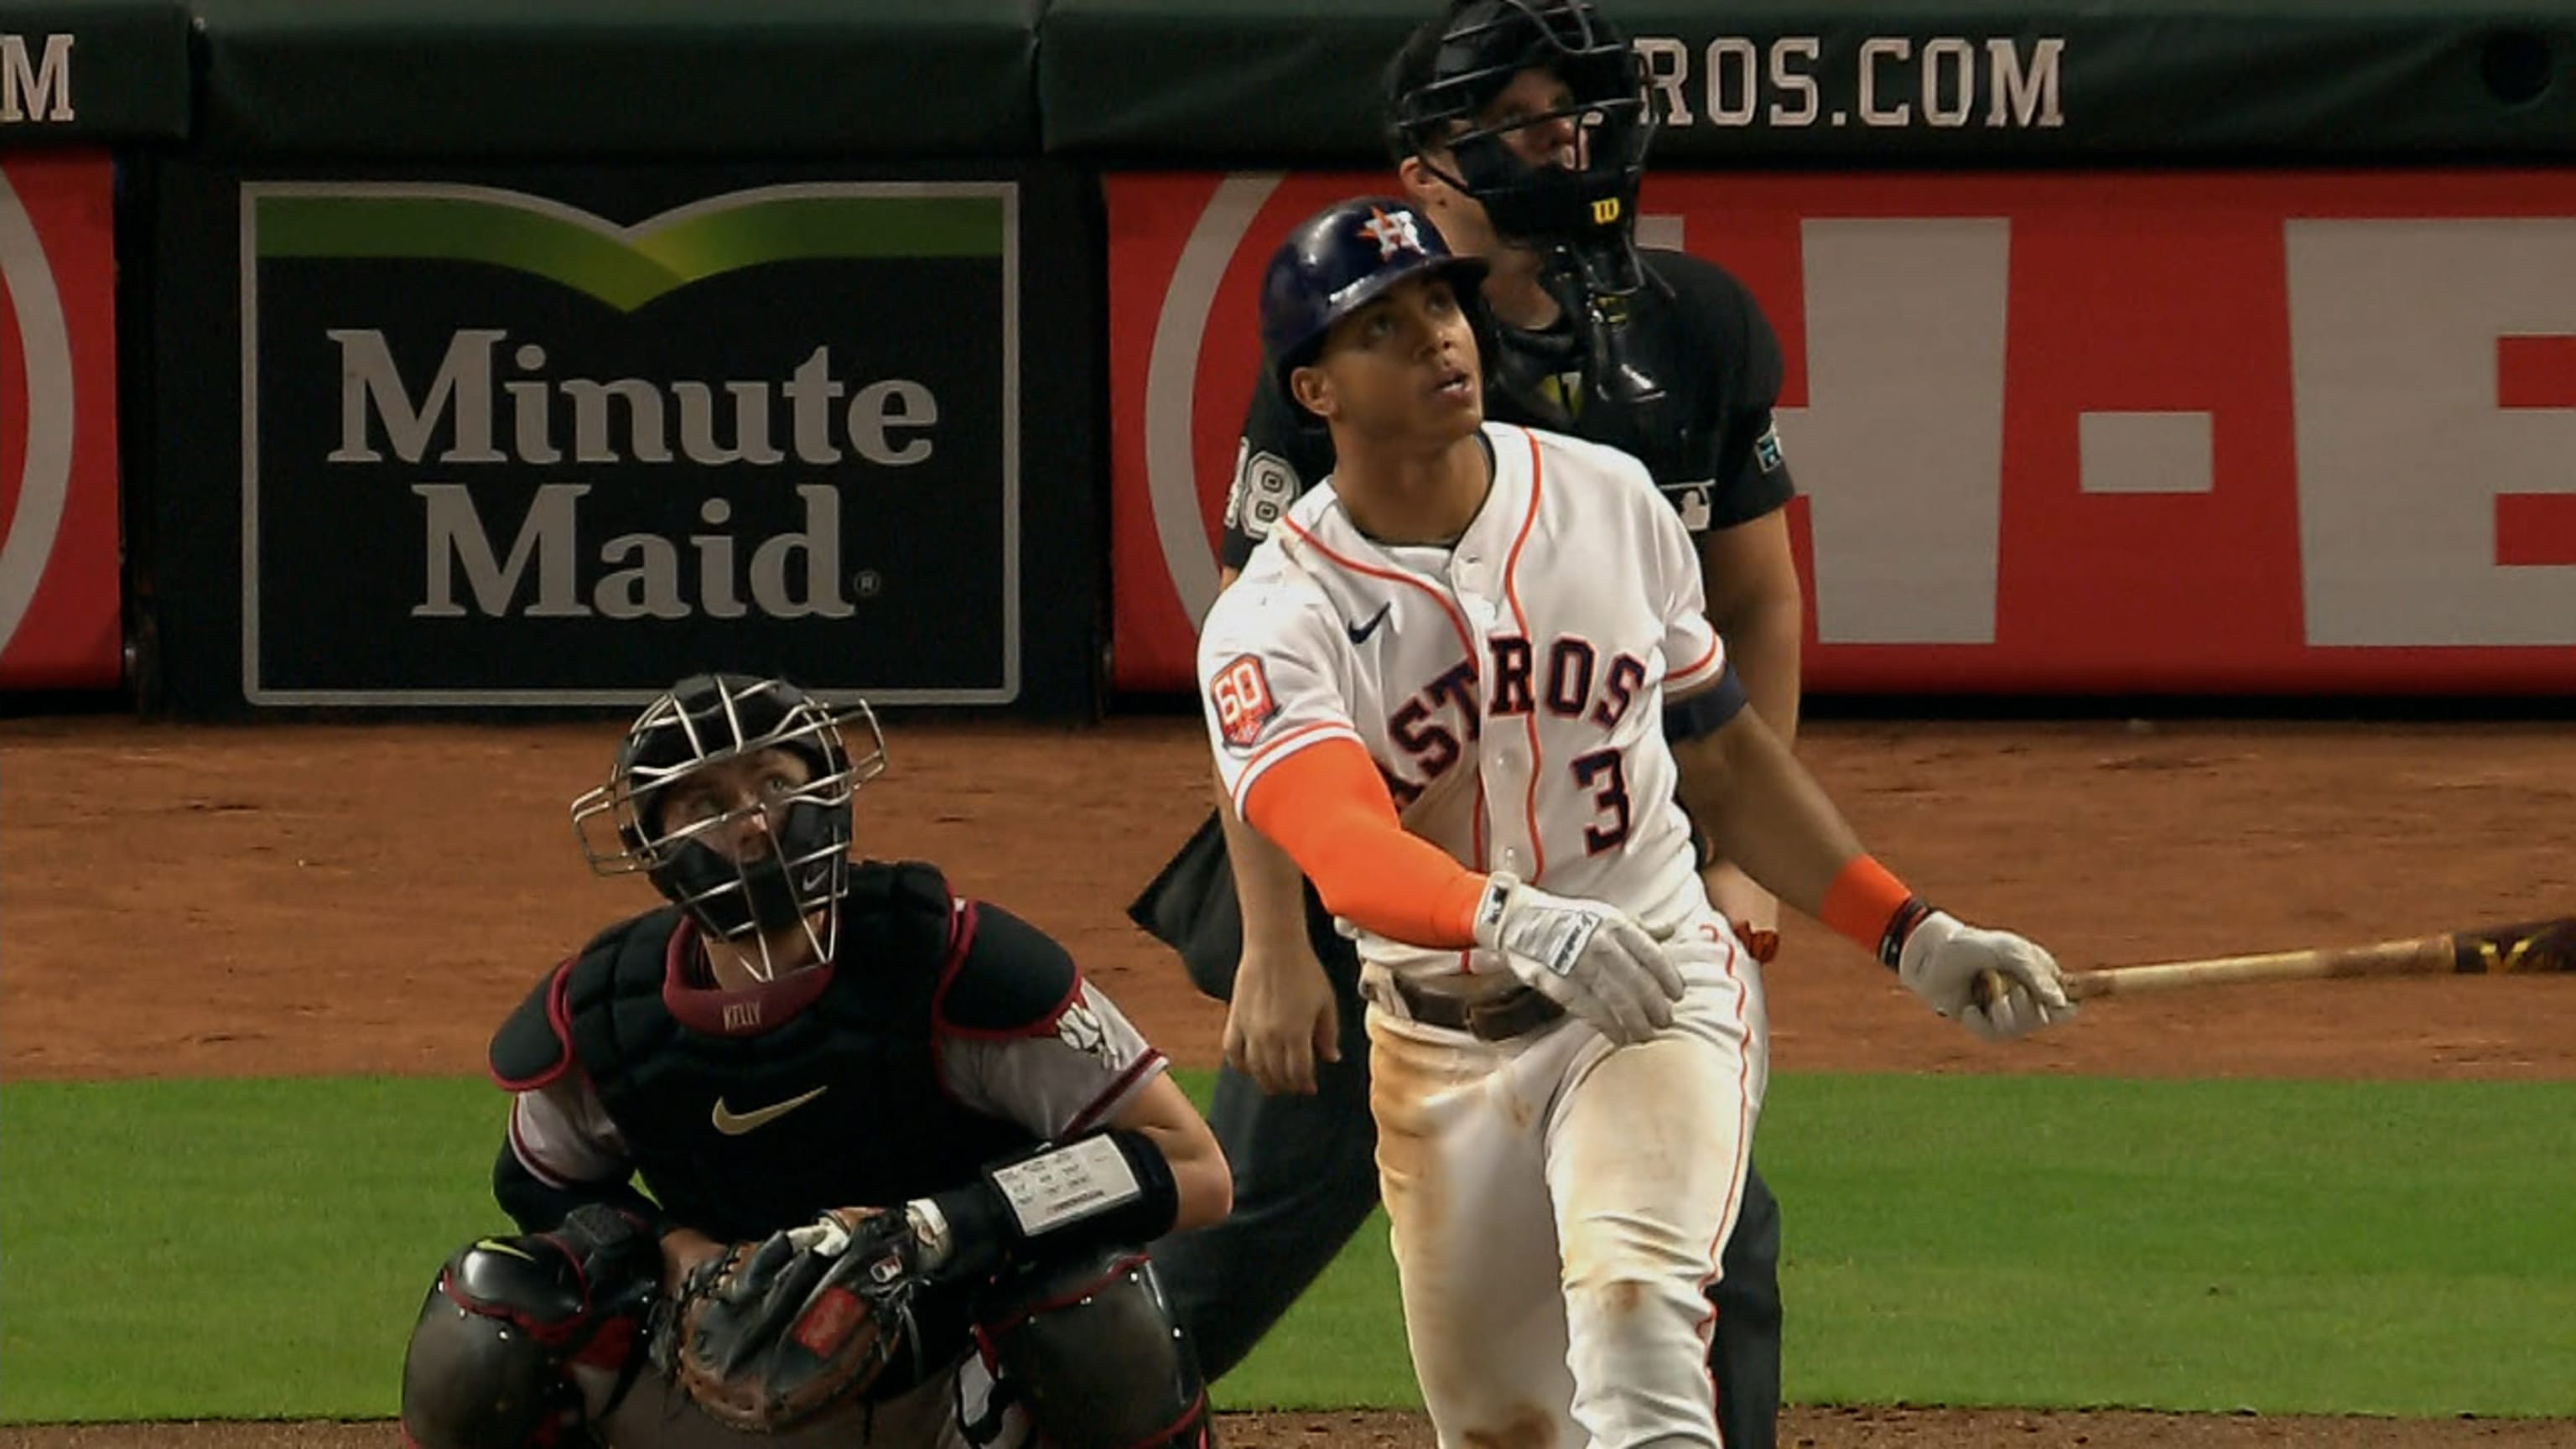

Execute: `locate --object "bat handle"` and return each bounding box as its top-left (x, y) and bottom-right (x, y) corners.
top-left (1973, 965), bottom-right (2102, 1008)
top-left (1970, 968), bottom-right (2027, 1014)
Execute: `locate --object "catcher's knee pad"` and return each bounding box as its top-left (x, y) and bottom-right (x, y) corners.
top-left (968, 1249), bottom-right (1213, 1448)
top-left (401, 1211), bottom-right (655, 1449)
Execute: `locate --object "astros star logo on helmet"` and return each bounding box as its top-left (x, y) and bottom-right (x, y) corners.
top-left (1358, 206), bottom-right (1425, 262)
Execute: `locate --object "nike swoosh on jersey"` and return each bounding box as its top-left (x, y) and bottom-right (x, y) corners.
top-left (1346, 603), bottom-right (1393, 644)
top-left (710, 1084), bottom-right (829, 1135)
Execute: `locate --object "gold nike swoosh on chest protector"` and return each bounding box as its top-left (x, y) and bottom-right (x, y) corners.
top-left (710, 1084), bottom-right (830, 1135)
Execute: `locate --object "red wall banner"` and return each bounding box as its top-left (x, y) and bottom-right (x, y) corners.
top-left (0, 152), bottom-right (122, 691)
top-left (1109, 170), bottom-right (2576, 695)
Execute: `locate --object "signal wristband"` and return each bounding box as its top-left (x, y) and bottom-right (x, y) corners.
top-left (1820, 854), bottom-right (1932, 973)
top-left (911, 1129), bottom-right (1181, 1281)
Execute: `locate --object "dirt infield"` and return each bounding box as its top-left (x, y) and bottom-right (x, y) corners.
top-left (5, 713), bottom-right (2573, 1446)
top-left (8, 714), bottom-right (2570, 1083)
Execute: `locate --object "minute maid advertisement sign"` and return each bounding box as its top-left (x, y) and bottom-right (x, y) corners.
top-left (240, 181), bottom-right (1019, 704)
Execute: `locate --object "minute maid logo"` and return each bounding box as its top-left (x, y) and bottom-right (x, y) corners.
top-left (239, 180), bottom-right (1021, 706)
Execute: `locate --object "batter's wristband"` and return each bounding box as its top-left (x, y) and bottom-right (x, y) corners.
top-left (1877, 897), bottom-right (1935, 973)
top-left (1820, 855), bottom-right (1927, 972)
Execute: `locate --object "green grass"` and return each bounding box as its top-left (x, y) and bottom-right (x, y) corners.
top-left (3, 1078), bottom-right (512, 1421)
top-left (1765, 1076), bottom-right (2576, 1417)
top-left (5, 1073), bottom-right (2573, 1422)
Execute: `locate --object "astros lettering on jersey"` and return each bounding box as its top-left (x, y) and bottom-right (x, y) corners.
top-left (1197, 420), bottom-right (1727, 982)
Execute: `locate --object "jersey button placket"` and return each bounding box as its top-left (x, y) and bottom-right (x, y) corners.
top-left (1456, 584), bottom-right (1533, 882)
top-left (1446, 581), bottom-right (1497, 877)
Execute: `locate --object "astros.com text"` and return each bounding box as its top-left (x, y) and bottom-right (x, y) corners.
top-left (1635, 35), bottom-right (2066, 131)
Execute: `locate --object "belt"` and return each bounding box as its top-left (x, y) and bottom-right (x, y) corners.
top-left (1384, 974), bottom-right (1566, 1042)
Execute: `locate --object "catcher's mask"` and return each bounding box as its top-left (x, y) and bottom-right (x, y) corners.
top-left (573, 673), bottom-right (886, 979)
top-left (1384, 0), bottom-right (1668, 408)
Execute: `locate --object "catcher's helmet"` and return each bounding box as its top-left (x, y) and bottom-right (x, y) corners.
top-left (1259, 196), bottom-right (1489, 394)
top-left (571, 673), bottom-right (886, 968)
top-left (1383, 0), bottom-right (1655, 252)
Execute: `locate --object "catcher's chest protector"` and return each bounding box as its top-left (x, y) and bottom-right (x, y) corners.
top-left (562, 867), bottom-right (1034, 1242)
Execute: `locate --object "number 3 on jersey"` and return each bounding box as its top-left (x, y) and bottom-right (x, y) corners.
top-left (1213, 654), bottom-right (1278, 750)
top-left (1571, 748), bottom-right (1632, 854)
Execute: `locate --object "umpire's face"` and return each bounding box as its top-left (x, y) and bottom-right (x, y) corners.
top-left (652, 747), bottom-right (814, 865)
top-left (1480, 66), bottom-right (1587, 170)
top-left (1401, 65), bottom-right (1585, 258)
top-left (1291, 274), bottom-right (1483, 448)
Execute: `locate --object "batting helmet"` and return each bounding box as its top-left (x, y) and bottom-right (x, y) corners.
top-left (1382, 0), bottom-right (1655, 252)
top-left (570, 673), bottom-right (886, 963)
top-left (1259, 196), bottom-right (1490, 394)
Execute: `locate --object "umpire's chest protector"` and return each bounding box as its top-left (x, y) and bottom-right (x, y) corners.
top-left (533, 864), bottom-right (1036, 1241)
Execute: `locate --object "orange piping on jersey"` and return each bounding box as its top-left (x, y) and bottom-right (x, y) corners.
top-left (1232, 718), bottom-right (1363, 799)
top-left (1280, 516), bottom-right (1480, 663)
top-left (1502, 428), bottom-right (1550, 884)
top-left (1690, 924), bottom-right (1759, 1384)
top-left (1670, 633), bottom-right (1725, 692)
top-left (1467, 779), bottom-right (1488, 973)
top-left (1239, 735), bottom-right (1488, 950)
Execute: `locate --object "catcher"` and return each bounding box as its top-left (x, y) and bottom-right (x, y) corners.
top-left (398, 673), bottom-right (1232, 1449)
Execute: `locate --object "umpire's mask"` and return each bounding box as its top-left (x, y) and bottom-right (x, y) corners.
top-left (1385, 0), bottom-right (1667, 408)
top-left (572, 673), bottom-right (886, 979)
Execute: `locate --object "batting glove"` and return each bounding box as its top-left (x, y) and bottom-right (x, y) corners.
top-left (1896, 910), bottom-right (2077, 1041)
top-left (1473, 873), bottom-right (1685, 1046)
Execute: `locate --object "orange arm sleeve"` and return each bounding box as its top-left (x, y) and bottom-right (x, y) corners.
top-left (1820, 853), bottom-right (1925, 966)
top-left (1238, 738), bottom-right (1488, 950)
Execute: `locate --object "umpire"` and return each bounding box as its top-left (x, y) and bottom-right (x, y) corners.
top-left (1131, 2), bottom-right (1806, 1444)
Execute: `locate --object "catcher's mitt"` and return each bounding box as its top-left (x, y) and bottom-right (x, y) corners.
top-left (662, 1209), bottom-right (922, 1432)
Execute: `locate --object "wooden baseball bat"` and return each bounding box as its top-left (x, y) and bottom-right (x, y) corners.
top-left (1970, 915), bottom-right (2576, 1008)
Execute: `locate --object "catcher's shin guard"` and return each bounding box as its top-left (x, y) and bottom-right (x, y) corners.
top-left (401, 1208), bottom-right (656, 1449)
top-left (964, 1249), bottom-right (1214, 1448)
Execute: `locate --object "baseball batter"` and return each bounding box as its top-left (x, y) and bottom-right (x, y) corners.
top-left (1141, 7), bottom-right (1806, 1437)
top-left (1197, 198), bottom-right (2075, 1447)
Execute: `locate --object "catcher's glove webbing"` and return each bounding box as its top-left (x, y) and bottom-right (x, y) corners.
top-left (661, 1209), bottom-right (922, 1431)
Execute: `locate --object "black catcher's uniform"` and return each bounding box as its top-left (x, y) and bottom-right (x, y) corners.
top-left (403, 673), bottom-right (1214, 1449)
top-left (491, 861), bottom-right (1093, 1394)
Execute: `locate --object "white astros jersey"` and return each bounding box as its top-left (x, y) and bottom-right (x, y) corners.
top-left (1197, 421), bottom-right (1728, 984)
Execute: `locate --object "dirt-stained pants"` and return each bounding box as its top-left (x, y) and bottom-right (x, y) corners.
top-left (1361, 910), bottom-right (1767, 1449)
